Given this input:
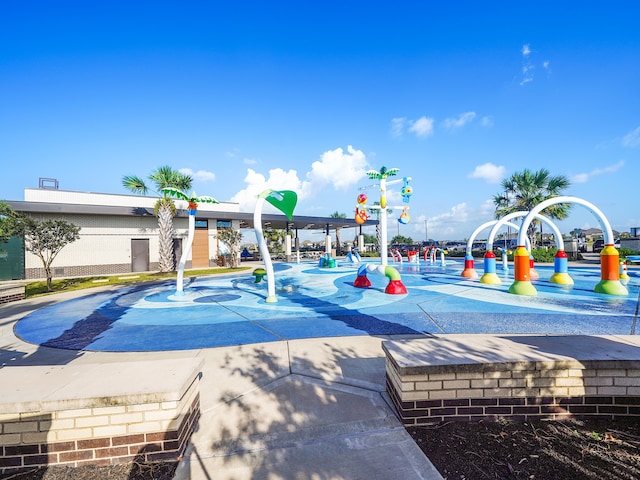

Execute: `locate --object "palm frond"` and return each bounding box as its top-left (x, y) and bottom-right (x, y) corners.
top-left (122, 175), bottom-right (148, 194)
top-left (161, 187), bottom-right (189, 200)
top-left (195, 195), bottom-right (219, 204)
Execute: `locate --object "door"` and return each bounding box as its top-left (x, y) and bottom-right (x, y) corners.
top-left (0, 237), bottom-right (25, 280)
top-left (191, 220), bottom-right (210, 268)
top-left (131, 239), bottom-right (150, 272)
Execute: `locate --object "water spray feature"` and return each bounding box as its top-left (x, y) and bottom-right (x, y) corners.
top-left (357, 166), bottom-right (413, 266)
top-left (482, 212), bottom-right (569, 286)
top-left (161, 188), bottom-right (219, 296)
top-left (509, 196), bottom-right (628, 296)
top-left (354, 166), bottom-right (413, 294)
top-left (253, 189), bottom-right (298, 303)
top-left (14, 259), bottom-right (638, 352)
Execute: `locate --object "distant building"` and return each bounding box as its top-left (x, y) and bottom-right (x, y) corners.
top-left (6, 188), bottom-right (242, 280)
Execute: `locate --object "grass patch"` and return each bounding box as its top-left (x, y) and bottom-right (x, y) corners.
top-left (25, 267), bottom-right (251, 298)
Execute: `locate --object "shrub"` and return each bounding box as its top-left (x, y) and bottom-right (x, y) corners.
top-left (619, 247), bottom-right (639, 259)
top-left (531, 247), bottom-right (557, 263)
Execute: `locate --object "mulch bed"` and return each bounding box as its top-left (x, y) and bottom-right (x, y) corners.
top-left (0, 461), bottom-right (177, 480)
top-left (407, 417), bottom-right (640, 479)
top-left (4, 418), bottom-right (640, 479)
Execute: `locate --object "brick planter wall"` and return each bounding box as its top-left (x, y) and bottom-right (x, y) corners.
top-left (0, 359), bottom-right (202, 476)
top-left (383, 335), bottom-right (640, 426)
top-left (0, 284), bottom-right (25, 304)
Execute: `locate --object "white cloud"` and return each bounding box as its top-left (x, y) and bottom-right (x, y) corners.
top-left (391, 116), bottom-right (436, 138)
top-left (225, 148), bottom-right (240, 158)
top-left (179, 168), bottom-right (216, 182)
top-left (407, 201), bottom-right (501, 241)
top-left (243, 157), bottom-right (258, 165)
top-left (481, 116), bottom-right (494, 127)
top-left (303, 145), bottom-right (369, 192)
top-left (571, 173), bottom-right (589, 184)
top-left (520, 43), bottom-right (534, 86)
top-left (391, 117), bottom-right (406, 137)
top-left (622, 126), bottom-right (640, 148)
top-left (521, 67), bottom-right (534, 85)
top-left (519, 44), bottom-right (550, 86)
top-left (231, 146), bottom-right (369, 212)
top-left (385, 188), bottom-right (403, 206)
top-left (409, 116), bottom-right (435, 137)
top-left (443, 112), bottom-right (476, 129)
top-left (468, 162), bottom-right (506, 184)
top-left (479, 198), bottom-right (495, 216)
top-left (230, 167), bottom-right (304, 212)
top-left (570, 160), bottom-right (625, 184)
top-left (432, 203), bottom-right (470, 225)
top-left (425, 203), bottom-right (471, 237)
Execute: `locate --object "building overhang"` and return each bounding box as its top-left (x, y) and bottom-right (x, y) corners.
top-left (6, 201), bottom-right (376, 233)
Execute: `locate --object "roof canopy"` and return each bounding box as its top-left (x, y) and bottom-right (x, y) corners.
top-left (7, 200), bottom-right (376, 233)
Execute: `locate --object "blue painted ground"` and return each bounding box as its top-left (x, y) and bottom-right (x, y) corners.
top-left (14, 260), bottom-right (640, 351)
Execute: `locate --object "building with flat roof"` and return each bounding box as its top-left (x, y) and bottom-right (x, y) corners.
top-left (3, 187), bottom-right (371, 280)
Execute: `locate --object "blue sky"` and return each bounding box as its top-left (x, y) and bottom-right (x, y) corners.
top-left (2, 2), bottom-right (639, 242)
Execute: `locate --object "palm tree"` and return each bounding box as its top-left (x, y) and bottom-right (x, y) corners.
top-left (366, 167), bottom-right (399, 209)
top-left (122, 166), bottom-right (193, 272)
top-left (493, 168), bottom-right (571, 248)
top-left (329, 211), bottom-right (347, 255)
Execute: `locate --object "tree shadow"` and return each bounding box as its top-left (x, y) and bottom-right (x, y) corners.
top-left (176, 337), bottom-right (434, 479)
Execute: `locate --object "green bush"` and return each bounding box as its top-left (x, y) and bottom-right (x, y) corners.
top-left (619, 247), bottom-right (639, 259)
top-left (503, 248), bottom-right (557, 263)
top-left (531, 248), bottom-right (558, 263)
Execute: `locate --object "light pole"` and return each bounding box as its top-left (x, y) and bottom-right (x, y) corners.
top-left (424, 219), bottom-right (428, 243)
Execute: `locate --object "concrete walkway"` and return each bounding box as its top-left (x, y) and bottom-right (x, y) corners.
top-left (1, 292), bottom-right (443, 480)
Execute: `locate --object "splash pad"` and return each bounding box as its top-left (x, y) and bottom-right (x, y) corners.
top-left (15, 260), bottom-right (639, 352)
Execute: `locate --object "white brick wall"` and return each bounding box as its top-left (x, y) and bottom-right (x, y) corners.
top-left (0, 375), bottom-right (201, 474)
top-left (384, 337), bottom-right (640, 425)
top-left (392, 364), bottom-right (640, 402)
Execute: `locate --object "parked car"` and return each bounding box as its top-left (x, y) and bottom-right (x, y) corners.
top-left (593, 239), bottom-right (605, 253)
top-left (445, 242), bottom-right (466, 252)
top-left (471, 242), bottom-right (486, 252)
top-left (422, 240), bottom-right (440, 248)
